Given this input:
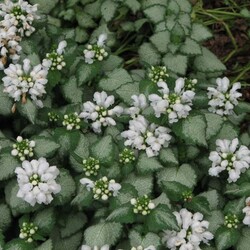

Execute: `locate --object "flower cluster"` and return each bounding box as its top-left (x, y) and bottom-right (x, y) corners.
top-left (3, 59), bottom-right (50, 107)
top-left (208, 138), bottom-right (250, 183)
top-left (44, 41), bottom-right (67, 71)
top-left (11, 136), bottom-right (35, 161)
top-left (121, 115), bottom-right (172, 157)
top-left (207, 77), bottom-right (242, 117)
top-left (83, 34), bottom-right (108, 64)
top-left (82, 157), bottom-right (100, 176)
top-left (125, 94), bottom-right (148, 118)
top-left (19, 222), bottom-right (38, 243)
top-left (162, 208), bottom-right (214, 249)
top-left (15, 158), bottom-right (61, 206)
top-left (224, 214), bottom-right (239, 229)
top-left (148, 65), bottom-right (169, 84)
top-left (79, 91), bottom-right (123, 133)
top-left (81, 245), bottom-right (109, 250)
top-left (184, 78), bottom-right (198, 91)
top-left (48, 111), bottom-right (59, 122)
top-left (80, 176), bottom-right (121, 200)
top-left (243, 197), bottom-right (250, 226)
top-left (149, 78), bottom-right (195, 123)
top-left (119, 148), bottom-right (136, 164)
top-left (0, 21), bottom-right (21, 69)
top-left (130, 195), bottom-right (155, 215)
top-left (0, 0), bottom-right (39, 37)
top-left (131, 246), bottom-right (156, 250)
top-left (182, 190), bottom-right (193, 202)
top-left (62, 112), bottom-right (81, 130)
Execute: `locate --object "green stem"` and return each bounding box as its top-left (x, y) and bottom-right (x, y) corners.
top-left (233, 64), bottom-right (250, 82)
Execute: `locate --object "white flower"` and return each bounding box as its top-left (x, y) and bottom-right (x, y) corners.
top-left (44, 40), bottom-right (67, 71)
top-left (243, 197), bottom-right (250, 226)
top-left (125, 94), bottom-right (148, 117)
top-left (80, 176), bottom-right (121, 200)
top-left (83, 34), bottom-right (108, 64)
top-left (149, 78), bottom-right (195, 123)
top-left (81, 245), bottom-right (109, 250)
top-left (208, 138), bottom-right (250, 183)
top-left (0, 0), bottom-right (39, 37)
top-left (207, 77), bottom-right (242, 116)
top-left (79, 91), bottom-right (123, 133)
top-left (3, 58), bottom-right (49, 107)
top-left (121, 115), bottom-right (171, 157)
top-left (0, 21), bottom-right (22, 69)
top-left (162, 208), bottom-right (213, 250)
top-left (15, 157), bottom-right (61, 206)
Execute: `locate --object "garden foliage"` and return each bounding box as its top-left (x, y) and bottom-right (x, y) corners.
top-left (0, 0), bottom-right (250, 249)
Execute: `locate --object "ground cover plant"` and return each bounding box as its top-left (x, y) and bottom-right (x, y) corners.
top-left (0, 0), bottom-right (250, 249)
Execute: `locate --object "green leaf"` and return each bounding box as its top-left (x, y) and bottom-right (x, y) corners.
top-left (54, 128), bottom-right (80, 156)
top-left (76, 11), bottom-right (96, 28)
top-left (52, 230), bottom-right (83, 250)
top-left (4, 239), bottom-right (35, 250)
top-left (99, 68), bottom-right (133, 91)
top-left (141, 232), bottom-right (161, 248)
top-left (185, 196), bottom-right (211, 216)
top-left (194, 47), bottom-right (226, 73)
top-left (33, 208), bottom-right (55, 236)
top-left (199, 190), bottom-right (219, 210)
top-left (162, 53), bottom-right (188, 75)
top-left (159, 148), bottom-right (178, 166)
top-left (136, 153), bottom-right (163, 174)
top-left (124, 173), bottom-right (153, 197)
top-left (71, 185), bottom-right (93, 209)
top-left (138, 43), bottom-right (161, 66)
top-left (204, 113), bottom-right (224, 140)
top-left (115, 82), bottom-right (140, 105)
top-left (215, 123), bottom-right (239, 141)
top-left (180, 38), bottom-right (202, 55)
top-left (207, 210), bottom-right (224, 235)
top-left (0, 154), bottom-right (20, 181)
top-left (162, 181), bottom-right (190, 202)
top-left (84, 222), bottom-right (122, 247)
top-left (142, 0), bottom-right (168, 9)
top-left (237, 228), bottom-right (250, 250)
top-left (0, 204), bottom-right (11, 231)
top-left (175, 0), bottom-right (192, 13)
top-left (101, 0), bottom-right (118, 22)
top-left (172, 114), bottom-right (207, 147)
top-left (124, 0), bottom-right (141, 14)
top-left (0, 85), bottom-right (12, 115)
top-left (60, 212), bottom-right (87, 238)
top-left (53, 169), bottom-right (76, 205)
top-left (157, 164), bottom-right (197, 188)
top-left (146, 204), bottom-right (179, 232)
top-left (150, 31), bottom-right (171, 54)
top-left (35, 239), bottom-right (53, 250)
top-left (215, 227), bottom-right (240, 250)
top-left (91, 135), bottom-right (115, 165)
top-left (77, 63), bottom-right (101, 86)
top-left (17, 99), bottom-right (37, 124)
top-left (191, 23), bottom-right (213, 42)
top-left (101, 55), bottom-right (123, 72)
top-left (144, 5), bottom-right (166, 23)
top-left (139, 79), bottom-right (159, 96)
top-left (47, 70), bottom-right (61, 89)
top-left (62, 76), bottom-right (83, 103)
top-left (224, 197), bottom-right (246, 216)
top-left (225, 182), bottom-right (250, 197)
top-left (106, 205), bottom-right (135, 223)
top-left (33, 136), bottom-right (60, 158)
top-left (30, 0), bottom-right (58, 14)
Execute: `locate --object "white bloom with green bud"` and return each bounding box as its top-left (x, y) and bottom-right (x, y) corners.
top-left (19, 222), bottom-right (38, 243)
top-left (148, 65), bottom-right (169, 84)
top-left (80, 176), bottom-right (121, 200)
top-left (207, 77), bottom-right (242, 117)
top-left (208, 138), bottom-right (250, 183)
top-left (82, 157), bottom-right (100, 176)
top-left (11, 136), bottom-right (35, 161)
top-left (62, 112), bottom-right (81, 130)
top-left (243, 197), bottom-right (250, 226)
top-left (130, 195), bottom-right (155, 216)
